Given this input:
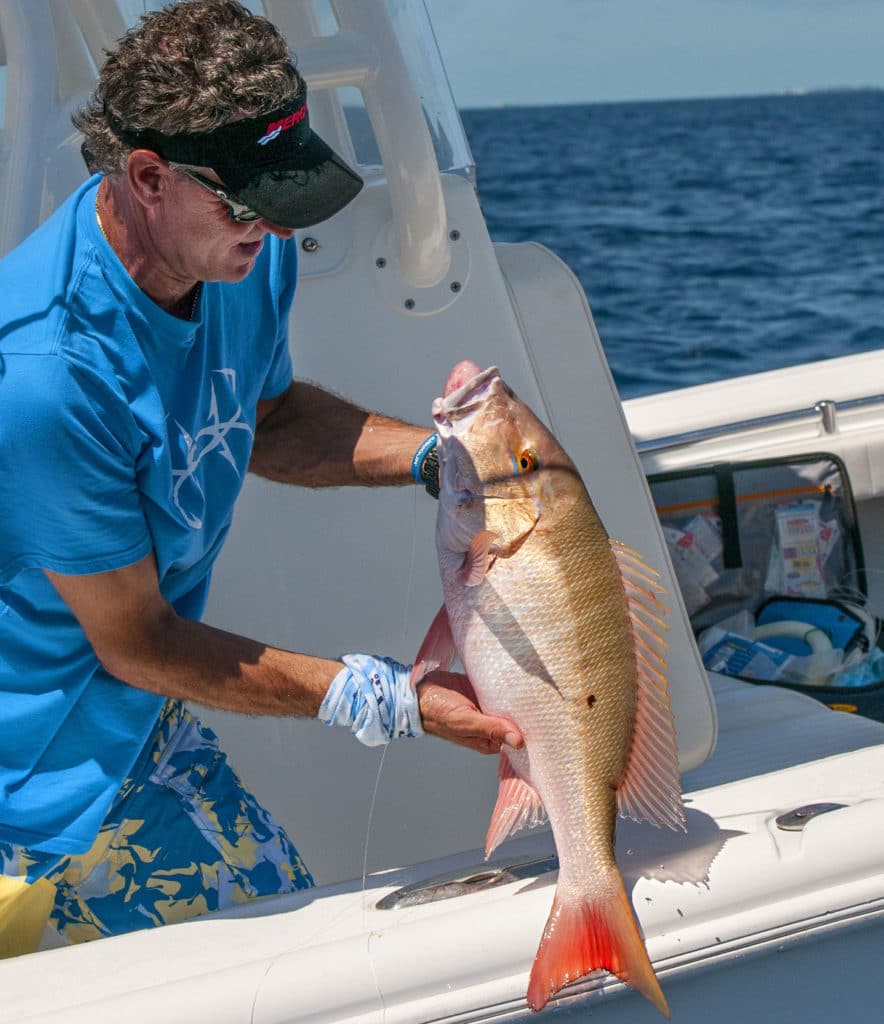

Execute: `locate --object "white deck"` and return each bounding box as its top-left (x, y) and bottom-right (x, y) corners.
top-left (6, 675), bottom-right (884, 1023)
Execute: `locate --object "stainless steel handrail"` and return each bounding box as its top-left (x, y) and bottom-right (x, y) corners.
top-left (634, 393), bottom-right (884, 456)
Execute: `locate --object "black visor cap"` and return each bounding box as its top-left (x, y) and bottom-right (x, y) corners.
top-left (104, 86), bottom-right (363, 229)
top-left (215, 135), bottom-right (363, 229)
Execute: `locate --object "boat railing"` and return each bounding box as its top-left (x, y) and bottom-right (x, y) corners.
top-left (635, 393), bottom-right (884, 456)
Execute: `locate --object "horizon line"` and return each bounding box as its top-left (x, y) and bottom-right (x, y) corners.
top-left (456, 84), bottom-right (884, 113)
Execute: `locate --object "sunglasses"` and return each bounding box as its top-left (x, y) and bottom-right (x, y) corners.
top-left (168, 162), bottom-right (262, 222)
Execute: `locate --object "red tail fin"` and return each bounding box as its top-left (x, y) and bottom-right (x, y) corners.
top-left (527, 882), bottom-right (669, 1017)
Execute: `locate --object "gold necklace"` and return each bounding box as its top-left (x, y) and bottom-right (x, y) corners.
top-left (95, 196), bottom-right (202, 322)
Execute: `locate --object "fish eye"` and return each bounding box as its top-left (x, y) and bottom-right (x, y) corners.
top-left (514, 448), bottom-right (540, 474)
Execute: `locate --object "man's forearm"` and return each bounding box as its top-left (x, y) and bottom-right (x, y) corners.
top-left (45, 554), bottom-right (521, 756)
top-left (101, 601), bottom-right (341, 717)
top-left (103, 608), bottom-right (521, 755)
top-left (250, 380), bottom-right (431, 488)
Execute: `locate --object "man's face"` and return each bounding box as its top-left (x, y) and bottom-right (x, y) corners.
top-left (156, 164), bottom-right (295, 283)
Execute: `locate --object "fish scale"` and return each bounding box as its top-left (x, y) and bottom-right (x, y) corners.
top-left (415, 361), bottom-right (684, 1016)
top-left (447, 521), bottom-right (634, 861)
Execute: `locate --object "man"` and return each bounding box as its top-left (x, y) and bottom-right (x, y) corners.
top-left (0, 0), bottom-right (521, 957)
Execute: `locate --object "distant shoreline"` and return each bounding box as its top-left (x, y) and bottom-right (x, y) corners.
top-left (458, 85), bottom-right (884, 113)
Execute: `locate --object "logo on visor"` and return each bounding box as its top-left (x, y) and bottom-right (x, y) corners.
top-left (257, 103), bottom-right (307, 146)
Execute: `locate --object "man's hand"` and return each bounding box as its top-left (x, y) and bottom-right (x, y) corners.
top-left (416, 670), bottom-right (523, 755)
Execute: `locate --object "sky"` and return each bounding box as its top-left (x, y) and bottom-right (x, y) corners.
top-left (424, 0), bottom-right (884, 109)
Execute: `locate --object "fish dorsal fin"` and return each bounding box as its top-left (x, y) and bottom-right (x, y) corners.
top-left (410, 603), bottom-right (457, 689)
top-left (610, 539), bottom-right (686, 832)
top-left (485, 751), bottom-right (547, 858)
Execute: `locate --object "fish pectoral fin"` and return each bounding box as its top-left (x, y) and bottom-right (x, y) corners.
top-left (410, 604), bottom-right (458, 689)
top-left (610, 539), bottom-right (686, 832)
top-left (457, 530), bottom-right (500, 586)
top-left (485, 752), bottom-right (547, 858)
top-left (527, 880), bottom-right (669, 1017)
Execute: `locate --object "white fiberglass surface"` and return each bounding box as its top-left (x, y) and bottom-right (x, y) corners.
top-left (383, 0), bottom-right (474, 177)
top-left (117, 0), bottom-right (264, 18)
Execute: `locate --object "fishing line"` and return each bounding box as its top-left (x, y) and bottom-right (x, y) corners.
top-left (361, 744), bottom-right (389, 912)
top-left (360, 486), bottom-right (424, 924)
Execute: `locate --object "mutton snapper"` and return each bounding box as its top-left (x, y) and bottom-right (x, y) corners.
top-left (413, 361), bottom-right (684, 1016)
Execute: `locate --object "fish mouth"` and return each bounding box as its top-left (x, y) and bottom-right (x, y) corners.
top-left (432, 365), bottom-right (502, 438)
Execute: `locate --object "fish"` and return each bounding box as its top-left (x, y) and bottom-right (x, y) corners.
top-left (413, 361), bottom-right (685, 1016)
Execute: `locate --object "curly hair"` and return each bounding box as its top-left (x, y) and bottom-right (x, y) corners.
top-left (73, 0), bottom-right (304, 174)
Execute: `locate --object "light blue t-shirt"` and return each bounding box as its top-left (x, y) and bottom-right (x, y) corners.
top-left (0, 176), bottom-right (295, 854)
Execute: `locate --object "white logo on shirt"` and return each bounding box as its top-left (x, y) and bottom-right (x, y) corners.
top-left (170, 368), bottom-right (253, 529)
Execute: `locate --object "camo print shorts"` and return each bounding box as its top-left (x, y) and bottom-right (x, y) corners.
top-left (0, 701), bottom-right (314, 946)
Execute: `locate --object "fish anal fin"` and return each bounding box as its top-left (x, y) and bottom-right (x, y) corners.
top-left (410, 604), bottom-right (457, 689)
top-left (527, 881), bottom-right (669, 1017)
top-left (610, 540), bottom-right (686, 833)
top-left (458, 530), bottom-right (499, 587)
top-left (485, 752), bottom-right (547, 859)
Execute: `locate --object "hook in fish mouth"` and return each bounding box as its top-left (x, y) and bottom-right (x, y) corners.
top-left (432, 366), bottom-right (502, 438)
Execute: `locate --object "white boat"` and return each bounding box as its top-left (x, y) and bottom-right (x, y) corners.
top-left (4, 2), bottom-right (884, 1021)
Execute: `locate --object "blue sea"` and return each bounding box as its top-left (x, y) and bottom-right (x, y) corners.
top-left (461, 90), bottom-right (884, 400)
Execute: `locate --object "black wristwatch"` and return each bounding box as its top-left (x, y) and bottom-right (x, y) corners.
top-left (412, 433), bottom-right (440, 499)
top-left (419, 445), bottom-right (440, 499)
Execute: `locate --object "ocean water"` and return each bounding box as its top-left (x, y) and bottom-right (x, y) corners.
top-left (461, 90), bottom-right (884, 400)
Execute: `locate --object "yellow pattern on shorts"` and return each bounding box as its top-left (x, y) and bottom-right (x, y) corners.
top-left (0, 702), bottom-right (313, 956)
top-left (0, 875), bottom-right (56, 958)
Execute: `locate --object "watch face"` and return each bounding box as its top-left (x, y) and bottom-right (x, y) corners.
top-left (422, 448), bottom-right (440, 497)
